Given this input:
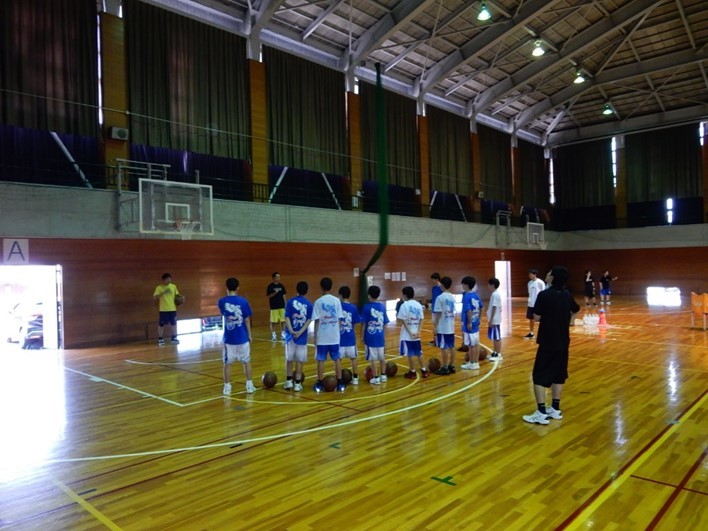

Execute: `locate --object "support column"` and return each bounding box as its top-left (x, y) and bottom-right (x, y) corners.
top-left (471, 131), bottom-right (482, 222)
top-left (418, 114), bottom-right (430, 217)
top-left (615, 136), bottom-right (627, 228)
top-left (347, 91), bottom-right (362, 211)
top-left (99, 13), bottom-right (128, 188)
top-left (249, 59), bottom-right (269, 201)
top-left (511, 144), bottom-right (521, 219)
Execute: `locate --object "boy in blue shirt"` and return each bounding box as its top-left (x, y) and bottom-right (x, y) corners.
top-left (339, 286), bottom-right (362, 385)
top-left (460, 276), bottom-right (484, 370)
top-left (283, 281), bottom-right (313, 392)
top-left (361, 285), bottom-right (389, 385)
top-left (218, 277), bottom-right (254, 395)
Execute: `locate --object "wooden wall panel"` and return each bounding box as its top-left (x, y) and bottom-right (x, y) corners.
top-left (24, 238), bottom-right (707, 347)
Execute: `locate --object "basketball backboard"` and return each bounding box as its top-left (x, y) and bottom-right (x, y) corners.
top-left (139, 179), bottom-right (214, 236)
top-left (527, 222), bottom-right (545, 246)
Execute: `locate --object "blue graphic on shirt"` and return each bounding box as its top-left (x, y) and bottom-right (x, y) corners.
top-left (218, 295), bottom-right (252, 345)
top-left (340, 302), bottom-right (361, 347)
top-left (362, 302), bottom-right (389, 347)
top-left (285, 296), bottom-right (313, 345)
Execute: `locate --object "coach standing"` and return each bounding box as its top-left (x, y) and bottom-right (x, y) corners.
top-left (266, 272), bottom-right (287, 341)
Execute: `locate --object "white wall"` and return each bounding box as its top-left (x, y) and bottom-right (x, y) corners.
top-left (1, 182), bottom-right (706, 250)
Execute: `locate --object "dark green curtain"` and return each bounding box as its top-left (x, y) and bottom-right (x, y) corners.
top-left (264, 47), bottom-right (347, 176)
top-left (479, 124), bottom-right (512, 202)
top-left (360, 82), bottom-right (419, 188)
top-left (625, 124), bottom-right (702, 201)
top-left (125, 0), bottom-right (250, 159)
top-left (428, 106), bottom-right (472, 195)
top-left (519, 139), bottom-right (548, 207)
top-left (554, 139), bottom-right (614, 208)
top-left (0, 0), bottom-right (98, 136)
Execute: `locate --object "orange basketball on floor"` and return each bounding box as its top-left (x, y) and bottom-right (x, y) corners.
top-left (322, 375), bottom-right (338, 392)
top-left (427, 358), bottom-right (441, 372)
top-left (364, 366), bottom-right (374, 381)
top-left (341, 368), bottom-right (353, 384)
top-left (479, 351), bottom-right (488, 361)
top-left (385, 361), bottom-right (398, 377)
top-left (262, 371), bottom-right (277, 389)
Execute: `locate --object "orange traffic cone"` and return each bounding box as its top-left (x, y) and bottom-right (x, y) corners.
top-left (598, 309), bottom-right (607, 326)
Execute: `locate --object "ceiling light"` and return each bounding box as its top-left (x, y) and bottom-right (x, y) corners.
top-left (602, 103), bottom-right (613, 116)
top-left (532, 40), bottom-right (545, 57)
top-left (574, 69), bottom-right (585, 84)
top-left (477, 1), bottom-right (491, 21)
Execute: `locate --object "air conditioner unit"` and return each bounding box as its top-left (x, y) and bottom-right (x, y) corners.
top-left (109, 127), bottom-right (129, 141)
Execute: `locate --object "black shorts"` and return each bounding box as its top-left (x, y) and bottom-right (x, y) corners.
top-left (159, 311), bottom-right (177, 326)
top-left (584, 287), bottom-right (595, 298)
top-left (526, 306), bottom-right (535, 319)
top-left (532, 346), bottom-right (569, 387)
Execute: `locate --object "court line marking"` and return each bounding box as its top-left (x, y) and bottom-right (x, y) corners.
top-left (560, 389), bottom-right (707, 530)
top-left (64, 367), bottom-right (184, 407)
top-left (52, 478), bottom-right (122, 530)
top-left (46, 360), bottom-right (500, 463)
top-left (126, 358), bottom-right (221, 366)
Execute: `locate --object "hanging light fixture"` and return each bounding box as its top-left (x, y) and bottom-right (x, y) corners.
top-left (477, 1), bottom-right (492, 21)
top-left (532, 40), bottom-right (545, 57)
top-left (574, 69), bottom-right (585, 84)
top-left (602, 103), bottom-right (613, 115)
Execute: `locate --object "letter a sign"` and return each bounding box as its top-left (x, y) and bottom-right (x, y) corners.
top-left (3, 239), bottom-right (29, 264)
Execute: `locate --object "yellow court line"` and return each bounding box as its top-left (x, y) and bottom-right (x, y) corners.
top-left (52, 478), bottom-right (122, 531)
top-left (564, 390), bottom-right (708, 530)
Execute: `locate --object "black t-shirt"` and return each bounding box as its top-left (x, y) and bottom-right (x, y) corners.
top-left (533, 287), bottom-right (580, 350)
top-left (600, 275), bottom-right (612, 290)
top-left (266, 282), bottom-right (286, 309)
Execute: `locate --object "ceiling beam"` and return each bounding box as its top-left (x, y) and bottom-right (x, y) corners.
top-left (514, 47), bottom-right (708, 130)
top-left (547, 104), bottom-right (708, 146)
top-left (350, 0), bottom-right (435, 64)
top-left (472, 0), bottom-right (663, 116)
top-left (419, 0), bottom-right (558, 94)
top-left (251, 0), bottom-right (285, 33)
top-left (302, 0), bottom-right (345, 41)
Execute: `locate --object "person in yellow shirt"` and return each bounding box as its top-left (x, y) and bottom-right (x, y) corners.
top-left (153, 273), bottom-right (181, 346)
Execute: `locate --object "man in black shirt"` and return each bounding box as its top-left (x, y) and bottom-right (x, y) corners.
top-left (523, 266), bottom-right (580, 425)
top-left (266, 272), bottom-right (287, 341)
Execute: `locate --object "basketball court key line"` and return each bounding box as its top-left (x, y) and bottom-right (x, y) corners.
top-left (47, 361), bottom-right (500, 463)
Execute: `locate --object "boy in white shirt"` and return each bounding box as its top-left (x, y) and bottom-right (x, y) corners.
top-left (487, 277), bottom-right (503, 361)
top-left (433, 276), bottom-right (457, 374)
top-left (524, 269), bottom-right (546, 339)
top-left (397, 286), bottom-right (430, 380)
top-left (312, 277), bottom-right (345, 392)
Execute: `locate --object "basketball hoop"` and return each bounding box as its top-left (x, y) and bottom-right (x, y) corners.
top-left (174, 218), bottom-right (197, 240)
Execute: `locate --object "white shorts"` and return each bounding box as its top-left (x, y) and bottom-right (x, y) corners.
top-left (340, 345), bottom-right (357, 359)
top-left (366, 346), bottom-right (385, 362)
top-left (463, 331), bottom-right (480, 347)
top-left (285, 341), bottom-right (308, 363)
top-left (223, 343), bottom-right (250, 365)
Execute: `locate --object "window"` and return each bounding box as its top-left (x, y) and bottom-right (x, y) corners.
top-left (700, 122), bottom-right (706, 147)
top-left (549, 158), bottom-right (555, 204)
top-left (666, 197), bottom-right (673, 224)
top-left (611, 137), bottom-right (617, 188)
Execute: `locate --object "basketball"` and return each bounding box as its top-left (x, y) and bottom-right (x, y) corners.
top-left (364, 366), bottom-right (374, 381)
top-left (322, 375), bottom-right (338, 392)
top-left (428, 357), bottom-right (441, 372)
top-left (175, 294), bottom-right (185, 306)
top-left (262, 371), bottom-right (277, 389)
top-left (341, 368), bottom-right (353, 384)
top-left (385, 361), bottom-right (398, 377)
top-left (479, 350), bottom-right (488, 361)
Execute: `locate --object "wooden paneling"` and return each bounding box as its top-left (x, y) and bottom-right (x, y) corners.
top-left (347, 91), bottom-right (361, 209)
top-left (417, 115), bottom-right (430, 216)
top-left (24, 238), bottom-right (708, 347)
top-left (249, 60), bottom-right (268, 189)
top-left (471, 131), bottom-right (481, 216)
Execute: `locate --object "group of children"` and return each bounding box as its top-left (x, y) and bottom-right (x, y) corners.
top-left (217, 274), bottom-right (507, 396)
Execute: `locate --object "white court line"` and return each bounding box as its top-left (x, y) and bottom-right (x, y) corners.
top-left (48, 360), bottom-right (501, 463)
top-left (64, 367), bottom-right (185, 407)
top-left (126, 358), bottom-right (221, 366)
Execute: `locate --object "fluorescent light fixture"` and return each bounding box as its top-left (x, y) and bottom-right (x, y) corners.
top-left (574, 70), bottom-right (585, 84)
top-left (602, 103), bottom-right (613, 115)
top-left (532, 40), bottom-right (545, 57)
top-left (478, 1), bottom-right (491, 21)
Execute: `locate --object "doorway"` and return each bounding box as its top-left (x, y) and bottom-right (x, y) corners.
top-left (0, 265), bottom-right (63, 350)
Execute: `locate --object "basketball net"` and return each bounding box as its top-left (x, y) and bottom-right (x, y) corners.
top-left (174, 218), bottom-right (197, 240)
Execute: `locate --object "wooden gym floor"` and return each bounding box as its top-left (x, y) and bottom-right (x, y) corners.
top-left (0, 296), bottom-right (706, 530)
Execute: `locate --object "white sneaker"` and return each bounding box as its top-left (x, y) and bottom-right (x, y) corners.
top-left (246, 382), bottom-right (256, 394)
top-left (488, 352), bottom-right (503, 361)
top-left (461, 362), bottom-right (480, 370)
top-left (283, 380), bottom-right (294, 390)
top-left (294, 382), bottom-right (303, 392)
top-left (546, 407), bottom-right (563, 420)
top-left (523, 410), bottom-right (550, 425)
top-left (380, 374), bottom-right (388, 382)
top-left (281, 330), bottom-right (287, 340)
top-left (223, 383), bottom-right (232, 395)
top-left (370, 377), bottom-right (381, 385)
top-left (271, 332), bottom-right (277, 341)
top-left (352, 377), bottom-right (359, 385)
